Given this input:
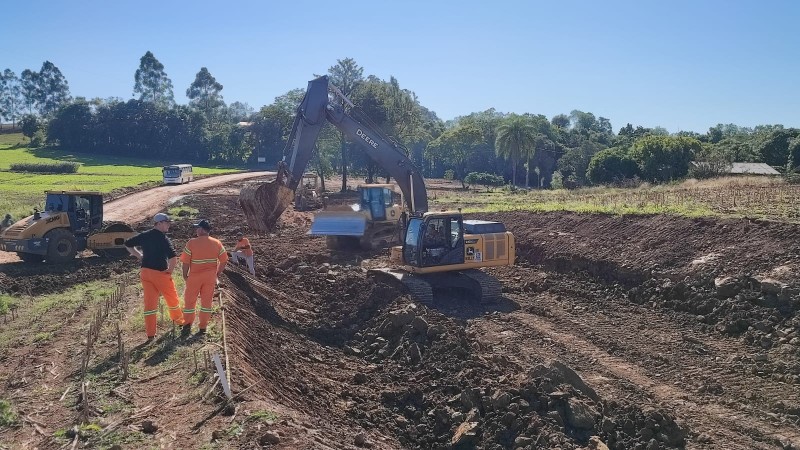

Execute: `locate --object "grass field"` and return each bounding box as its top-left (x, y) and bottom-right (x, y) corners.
top-left (431, 176), bottom-right (800, 222)
top-left (0, 133), bottom-right (240, 220)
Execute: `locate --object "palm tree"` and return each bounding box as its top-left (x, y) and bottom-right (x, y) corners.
top-left (495, 114), bottom-right (536, 186)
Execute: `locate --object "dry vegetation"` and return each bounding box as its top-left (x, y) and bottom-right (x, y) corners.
top-left (432, 176), bottom-right (800, 221)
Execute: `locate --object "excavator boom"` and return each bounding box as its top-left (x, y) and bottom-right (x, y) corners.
top-left (239, 76), bottom-right (427, 232)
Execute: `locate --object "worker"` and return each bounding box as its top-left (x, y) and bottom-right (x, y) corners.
top-left (124, 213), bottom-right (185, 343)
top-left (425, 223), bottom-right (446, 247)
top-left (1, 214), bottom-right (12, 229)
top-left (180, 219), bottom-right (229, 337)
top-left (231, 232), bottom-right (255, 275)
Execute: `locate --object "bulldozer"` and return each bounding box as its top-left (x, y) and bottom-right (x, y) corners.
top-left (0, 190), bottom-right (135, 263)
top-left (310, 184), bottom-right (404, 250)
top-left (239, 76), bottom-right (515, 303)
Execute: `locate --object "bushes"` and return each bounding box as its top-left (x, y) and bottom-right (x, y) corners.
top-left (464, 172), bottom-right (505, 191)
top-left (9, 161), bottom-right (80, 173)
top-left (586, 147), bottom-right (640, 184)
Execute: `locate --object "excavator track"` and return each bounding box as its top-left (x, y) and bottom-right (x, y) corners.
top-left (368, 268), bottom-right (434, 305)
top-left (368, 268), bottom-right (503, 305)
top-left (459, 269), bottom-right (503, 303)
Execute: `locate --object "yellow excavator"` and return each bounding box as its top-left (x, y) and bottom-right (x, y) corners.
top-left (239, 76), bottom-right (515, 302)
top-left (0, 191), bottom-right (135, 263)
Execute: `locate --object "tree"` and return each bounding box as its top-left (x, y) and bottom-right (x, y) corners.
top-left (227, 101), bottom-right (254, 122)
top-left (495, 114), bottom-right (536, 186)
top-left (426, 123), bottom-right (482, 187)
top-left (551, 114), bottom-right (570, 129)
top-left (36, 61), bottom-right (71, 117)
top-left (133, 51), bottom-right (175, 108)
top-left (755, 128), bottom-right (800, 167)
top-left (20, 115), bottom-right (39, 142)
top-left (186, 67), bottom-right (224, 121)
top-left (46, 101), bottom-right (92, 149)
top-left (20, 69), bottom-right (38, 115)
top-left (0, 69), bottom-right (22, 126)
top-left (327, 58), bottom-right (364, 191)
top-left (586, 147), bottom-right (640, 184)
top-left (630, 135), bottom-right (701, 182)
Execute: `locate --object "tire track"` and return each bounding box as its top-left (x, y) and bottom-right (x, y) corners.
top-left (474, 267), bottom-right (800, 448)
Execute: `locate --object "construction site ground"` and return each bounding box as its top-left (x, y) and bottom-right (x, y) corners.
top-left (1, 178), bottom-right (800, 449)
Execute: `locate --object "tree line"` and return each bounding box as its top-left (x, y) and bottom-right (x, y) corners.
top-left (2, 54), bottom-right (798, 190)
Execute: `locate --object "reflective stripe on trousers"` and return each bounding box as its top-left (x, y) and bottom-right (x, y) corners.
top-left (183, 271), bottom-right (217, 330)
top-left (140, 268), bottom-right (185, 337)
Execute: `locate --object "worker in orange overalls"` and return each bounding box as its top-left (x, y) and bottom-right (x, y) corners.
top-left (232, 232), bottom-right (255, 275)
top-left (180, 219), bottom-right (228, 337)
top-left (124, 213), bottom-right (185, 343)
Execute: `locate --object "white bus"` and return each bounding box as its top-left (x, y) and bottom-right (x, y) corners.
top-left (162, 164), bottom-right (194, 184)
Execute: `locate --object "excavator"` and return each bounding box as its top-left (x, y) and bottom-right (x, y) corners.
top-left (239, 76), bottom-right (515, 303)
top-left (0, 190), bottom-right (135, 263)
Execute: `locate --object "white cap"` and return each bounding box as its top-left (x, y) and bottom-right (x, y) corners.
top-left (153, 213), bottom-right (171, 223)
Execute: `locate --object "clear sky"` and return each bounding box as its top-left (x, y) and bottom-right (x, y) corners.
top-left (4, 0), bottom-right (799, 133)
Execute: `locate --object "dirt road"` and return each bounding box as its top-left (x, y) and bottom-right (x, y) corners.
top-left (0, 171), bottom-right (275, 264)
top-left (102, 171), bottom-right (276, 223)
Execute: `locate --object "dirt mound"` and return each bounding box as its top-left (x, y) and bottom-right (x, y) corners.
top-left (224, 269), bottom-right (686, 449)
top-left (482, 211), bottom-right (800, 388)
top-left (0, 256), bottom-right (136, 296)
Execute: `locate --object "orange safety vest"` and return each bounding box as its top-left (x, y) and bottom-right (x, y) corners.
top-left (180, 236), bottom-right (229, 274)
top-left (235, 237), bottom-right (254, 257)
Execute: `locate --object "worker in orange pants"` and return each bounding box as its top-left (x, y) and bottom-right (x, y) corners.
top-left (140, 268), bottom-right (184, 336)
top-left (180, 219), bottom-right (228, 337)
top-left (125, 213), bottom-right (185, 342)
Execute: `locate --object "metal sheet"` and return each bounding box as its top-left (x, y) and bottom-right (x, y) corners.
top-left (309, 212), bottom-right (367, 236)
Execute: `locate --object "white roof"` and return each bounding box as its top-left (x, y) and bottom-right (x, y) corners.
top-left (729, 163), bottom-right (780, 175)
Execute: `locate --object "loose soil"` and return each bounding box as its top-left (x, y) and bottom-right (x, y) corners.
top-left (2, 178), bottom-right (799, 449)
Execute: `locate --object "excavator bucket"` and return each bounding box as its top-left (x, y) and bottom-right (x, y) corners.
top-left (239, 180), bottom-right (295, 232)
top-left (309, 211), bottom-right (367, 236)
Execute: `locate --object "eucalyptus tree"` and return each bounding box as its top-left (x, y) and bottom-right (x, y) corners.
top-left (0, 69), bottom-right (23, 126)
top-left (133, 51), bottom-right (175, 109)
top-left (227, 101), bottom-right (254, 122)
top-left (327, 58), bottom-right (364, 191)
top-left (37, 61), bottom-right (71, 117)
top-left (495, 114), bottom-right (537, 186)
top-left (187, 67), bottom-right (224, 121)
top-left (20, 69), bottom-right (39, 115)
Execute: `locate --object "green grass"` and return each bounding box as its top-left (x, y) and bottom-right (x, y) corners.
top-left (0, 133), bottom-right (241, 219)
top-left (247, 410), bottom-right (279, 423)
top-left (0, 399), bottom-right (18, 427)
top-left (0, 279), bottom-right (120, 350)
top-left (168, 205), bottom-right (200, 219)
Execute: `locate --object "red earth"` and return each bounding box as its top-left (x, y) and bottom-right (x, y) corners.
top-left (2, 179), bottom-right (799, 449)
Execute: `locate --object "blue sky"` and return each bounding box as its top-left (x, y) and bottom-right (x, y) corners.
top-left (4, 0), bottom-right (799, 133)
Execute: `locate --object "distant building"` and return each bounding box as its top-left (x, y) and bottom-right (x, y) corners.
top-left (691, 162), bottom-right (780, 176)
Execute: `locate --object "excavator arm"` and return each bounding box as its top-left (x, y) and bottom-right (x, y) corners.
top-left (240, 76), bottom-right (427, 232)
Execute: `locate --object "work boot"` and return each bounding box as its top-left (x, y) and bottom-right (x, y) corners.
top-left (180, 324), bottom-right (192, 338)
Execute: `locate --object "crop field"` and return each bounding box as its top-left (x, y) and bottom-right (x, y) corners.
top-left (0, 133), bottom-right (239, 219)
top-left (433, 176), bottom-right (800, 222)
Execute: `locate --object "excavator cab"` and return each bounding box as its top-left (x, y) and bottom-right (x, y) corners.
top-left (403, 215), bottom-right (465, 267)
